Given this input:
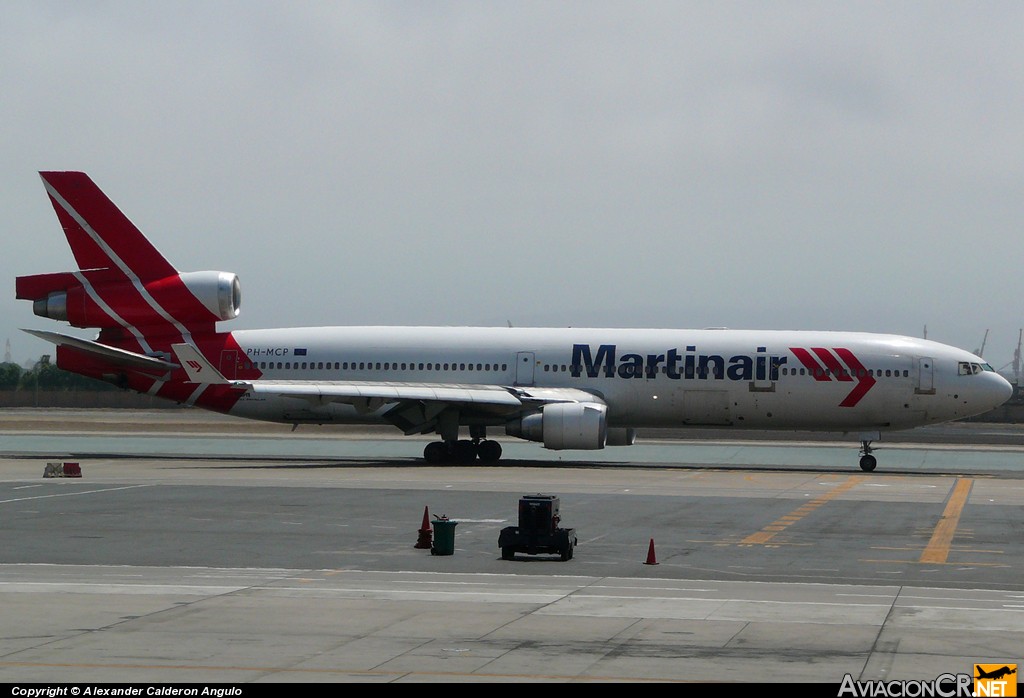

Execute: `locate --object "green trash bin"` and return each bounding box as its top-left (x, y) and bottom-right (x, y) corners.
top-left (431, 517), bottom-right (458, 556)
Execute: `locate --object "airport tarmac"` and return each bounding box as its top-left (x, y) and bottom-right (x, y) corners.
top-left (1, 409), bottom-right (1023, 684)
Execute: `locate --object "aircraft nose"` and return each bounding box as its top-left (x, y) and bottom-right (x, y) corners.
top-left (989, 373), bottom-right (1014, 408)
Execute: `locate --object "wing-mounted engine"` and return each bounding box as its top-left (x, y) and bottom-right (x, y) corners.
top-left (506, 402), bottom-right (608, 450)
top-left (17, 268), bottom-right (241, 330)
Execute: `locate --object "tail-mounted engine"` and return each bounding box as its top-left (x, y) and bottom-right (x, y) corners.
top-left (17, 268), bottom-right (241, 330)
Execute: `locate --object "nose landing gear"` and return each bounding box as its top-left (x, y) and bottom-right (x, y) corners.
top-left (859, 440), bottom-right (877, 472)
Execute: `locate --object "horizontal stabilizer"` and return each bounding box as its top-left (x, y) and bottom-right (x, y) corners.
top-left (22, 329), bottom-right (178, 373)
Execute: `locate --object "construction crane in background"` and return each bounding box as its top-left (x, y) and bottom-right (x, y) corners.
top-left (975, 329), bottom-right (989, 358)
top-left (1012, 330), bottom-right (1022, 387)
top-left (3, 339), bottom-right (10, 364)
top-left (995, 329), bottom-right (1022, 394)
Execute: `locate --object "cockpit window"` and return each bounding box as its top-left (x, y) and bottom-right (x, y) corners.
top-left (958, 362), bottom-right (988, 376)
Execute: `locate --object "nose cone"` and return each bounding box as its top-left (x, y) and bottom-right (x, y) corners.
top-left (990, 373), bottom-right (1015, 408)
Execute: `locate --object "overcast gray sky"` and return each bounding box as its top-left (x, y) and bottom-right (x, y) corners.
top-left (3, 2), bottom-right (1023, 373)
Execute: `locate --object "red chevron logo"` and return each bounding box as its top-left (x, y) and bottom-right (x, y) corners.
top-left (789, 347), bottom-right (876, 407)
top-left (186, 360), bottom-right (203, 373)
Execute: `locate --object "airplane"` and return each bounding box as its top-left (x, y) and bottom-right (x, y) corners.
top-left (976, 666), bottom-right (1017, 681)
top-left (15, 171), bottom-right (1013, 471)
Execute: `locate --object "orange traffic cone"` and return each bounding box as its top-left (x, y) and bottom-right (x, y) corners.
top-left (414, 506), bottom-right (433, 549)
top-left (644, 538), bottom-right (659, 565)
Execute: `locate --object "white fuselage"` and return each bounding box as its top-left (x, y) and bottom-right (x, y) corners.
top-left (24, 171), bottom-right (1015, 468)
top-left (222, 326), bottom-right (1011, 432)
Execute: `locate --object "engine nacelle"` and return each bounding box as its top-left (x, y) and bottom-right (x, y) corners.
top-left (177, 271), bottom-right (242, 322)
top-left (22, 269), bottom-right (241, 329)
top-left (506, 402), bottom-right (608, 450)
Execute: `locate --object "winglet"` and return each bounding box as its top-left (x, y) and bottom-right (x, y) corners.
top-left (171, 343), bottom-right (228, 384)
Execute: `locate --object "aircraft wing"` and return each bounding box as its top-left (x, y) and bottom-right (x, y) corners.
top-left (244, 381), bottom-right (599, 407)
top-left (170, 343), bottom-right (604, 432)
top-left (241, 379), bottom-right (603, 435)
top-left (247, 379), bottom-right (525, 407)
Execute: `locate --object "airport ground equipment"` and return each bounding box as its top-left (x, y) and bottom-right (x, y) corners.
top-left (499, 494), bottom-right (576, 561)
top-left (430, 515), bottom-right (458, 556)
top-left (415, 506), bottom-right (432, 549)
top-left (43, 461), bottom-right (81, 478)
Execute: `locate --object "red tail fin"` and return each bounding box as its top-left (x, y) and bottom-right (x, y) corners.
top-left (18, 172), bottom-right (240, 342)
top-left (39, 171), bottom-right (177, 279)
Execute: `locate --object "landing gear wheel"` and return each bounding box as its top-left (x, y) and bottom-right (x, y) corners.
top-left (423, 441), bottom-right (447, 464)
top-left (859, 439), bottom-right (877, 472)
top-left (477, 439), bottom-right (502, 464)
top-left (453, 439), bottom-right (478, 463)
top-left (501, 547), bottom-right (515, 560)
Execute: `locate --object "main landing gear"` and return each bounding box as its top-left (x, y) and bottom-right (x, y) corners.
top-left (859, 439), bottom-right (877, 472)
top-left (423, 438), bottom-right (503, 464)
